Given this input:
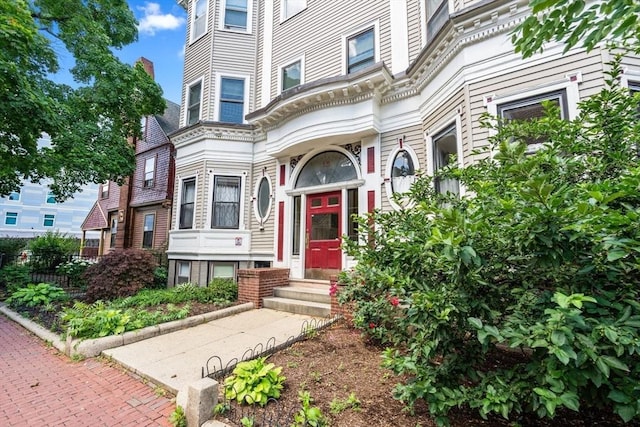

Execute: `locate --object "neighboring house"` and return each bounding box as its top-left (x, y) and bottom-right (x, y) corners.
top-left (81, 59), bottom-right (180, 256)
top-left (0, 135), bottom-right (98, 240)
top-left (167, 0), bottom-right (640, 285)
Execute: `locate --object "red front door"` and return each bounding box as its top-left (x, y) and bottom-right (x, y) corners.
top-left (305, 192), bottom-right (342, 277)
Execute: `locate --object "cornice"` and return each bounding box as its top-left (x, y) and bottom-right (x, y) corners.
top-left (247, 64), bottom-right (394, 132)
top-left (382, 0), bottom-right (530, 104)
top-left (171, 122), bottom-right (265, 148)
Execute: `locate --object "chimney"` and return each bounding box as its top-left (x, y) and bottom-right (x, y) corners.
top-left (137, 57), bottom-right (155, 80)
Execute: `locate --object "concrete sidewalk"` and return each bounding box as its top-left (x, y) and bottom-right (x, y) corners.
top-left (102, 308), bottom-right (319, 395)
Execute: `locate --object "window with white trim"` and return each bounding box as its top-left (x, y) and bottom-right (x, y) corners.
top-left (282, 0), bottom-right (306, 20)
top-left (425, 0), bottom-right (448, 41)
top-left (177, 261), bottom-right (191, 284)
top-left (391, 149), bottom-right (416, 195)
top-left (101, 182), bottom-right (109, 199)
top-left (8, 191), bottom-right (20, 201)
top-left (186, 80), bottom-right (202, 125)
top-left (5, 212), bottom-right (17, 226)
top-left (219, 77), bottom-right (245, 124)
top-left (255, 176), bottom-right (272, 223)
top-left (281, 60), bottom-right (301, 92)
top-left (43, 214), bottom-right (55, 227)
top-left (179, 178), bottom-right (196, 229)
top-left (432, 124), bottom-right (460, 196)
top-left (347, 27), bottom-right (375, 73)
top-left (142, 213), bottom-right (155, 248)
top-left (210, 262), bottom-right (236, 280)
top-left (144, 157), bottom-right (155, 188)
top-left (212, 176), bottom-right (241, 229)
top-left (192, 0), bottom-right (208, 41)
top-left (46, 191), bottom-right (56, 204)
top-left (223, 0), bottom-right (248, 31)
top-left (497, 89), bottom-right (568, 152)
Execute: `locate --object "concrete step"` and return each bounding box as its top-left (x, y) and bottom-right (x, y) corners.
top-left (288, 278), bottom-right (330, 289)
top-left (274, 286), bottom-right (330, 304)
top-left (262, 297), bottom-right (331, 318)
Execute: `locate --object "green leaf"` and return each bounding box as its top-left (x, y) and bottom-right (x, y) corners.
top-left (615, 404), bottom-right (637, 423)
top-left (596, 357), bottom-right (610, 378)
top-left (607, 249), bottom-right (627, 262)
top-left (559, 392), bottom-right (580, 411)
top-left (468, 317), bottom-right (483, 329)
top-left (608, 390), bottom-right (631, 404)
top-left (551, 330), bottom-right (566, 346)
top-left (602, 356), bottom-right (629, 372)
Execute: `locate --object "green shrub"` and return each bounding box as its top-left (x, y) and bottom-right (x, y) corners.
top-left (7, 283), bottom-right (68, 308)
top-left (339, 59), bottom-right (640, 424)
top-left (29, 231), bottom-right (79, 272)
top-left (0, 264), bottom-right (31, 294)
top-left (207, 278), bottom-right (237, 302)
top-left (224, 357), bottom-right (285, 406)
top-left (61, 300), bottom-right (190, 339)
top-left (0, 237), bottom-right (28, 267)
top-left (84, 249), bottom-right (157, 302)
top-left (151, 266), bottom-right (168, 289)
top-left (56, 258), bottom-right (96, 288)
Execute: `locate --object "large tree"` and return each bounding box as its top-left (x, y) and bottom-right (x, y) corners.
top-left (512, 0), bottom-right (640, 58)
top-left (0, 0), bottom-right (165, 199)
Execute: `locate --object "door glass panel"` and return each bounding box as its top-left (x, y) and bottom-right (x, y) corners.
top-left (327, 196), bottom-right (339, 206)
top-left (311, 198), bottom-right (322, 207)
top-left (311, 213), bottom-right (339, 240)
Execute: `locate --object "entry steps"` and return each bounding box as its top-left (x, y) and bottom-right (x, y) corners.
top-left (262, 279), bottom-right (331, 318)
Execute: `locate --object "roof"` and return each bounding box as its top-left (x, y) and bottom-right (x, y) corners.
top-left (155, 100), bottom-right (181, 135)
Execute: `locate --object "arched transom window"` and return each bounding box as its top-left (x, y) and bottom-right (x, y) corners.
top-left (295, 151), bottom-right (357, 189)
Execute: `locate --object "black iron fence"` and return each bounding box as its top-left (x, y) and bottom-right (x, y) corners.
top-left (203, 316), bottom-right (340, 427)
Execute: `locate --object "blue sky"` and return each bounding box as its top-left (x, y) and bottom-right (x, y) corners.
top-left (51, 1), bottom-right (187, 104)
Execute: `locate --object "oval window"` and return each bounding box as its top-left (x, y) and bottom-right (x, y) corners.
top-left (257, 176), bottom-right (271, 219)
top-left (391, 150), bottom-right (415, 194)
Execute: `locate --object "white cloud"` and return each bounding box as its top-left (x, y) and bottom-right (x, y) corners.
top-left (137, 2), bottom-right (186, 36)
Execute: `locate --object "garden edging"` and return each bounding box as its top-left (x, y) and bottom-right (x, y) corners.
top-left (0, 302), bottom-right (254, 358)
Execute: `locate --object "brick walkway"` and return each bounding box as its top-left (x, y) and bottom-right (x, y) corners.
top-left (0, 315), bottom-right (175, 426)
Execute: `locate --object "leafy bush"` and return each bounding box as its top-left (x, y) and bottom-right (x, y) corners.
top-left (56, 258), bottom-right (96, 288)
top-left (339, 59), bottom-right (640, 424)
top-left (293, 391), bottom-right (327, 427)
top-left (61, 300), bottom-right (190, 339)
top-left (207, 278), bottom-right (238, 302)
top-left (0, 237), bottom-right (28, 267)
top-left (7, 283), bottom-right (68, 307)
top-left (224, 357), bottom-right (286, 406)
top-left (0, 264), bottom-right (31, 295)
top-left (84, 249), bottom-right (157, 302)
top-left (151, 266), bottom-right (168, 289)
top-left (29, 231), bottom-right (79, 272)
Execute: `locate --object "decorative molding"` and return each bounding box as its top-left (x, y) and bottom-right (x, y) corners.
top-left (343, 143), bottom-right (361, 165)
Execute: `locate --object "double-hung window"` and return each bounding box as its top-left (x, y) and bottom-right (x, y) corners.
top-left (177, 261), bottom-right (191, 284)
top-left (282, 0), bottom-right (306, 20)
top-left (224, 0), bottom-right (248, 30)
top-left (179, 178), bottom-right (196, 229)
top-left (432, 124), bottom-right (459, 196)
top-left (187, 81), bottom-right (202, 125)
top-left (426, 0), bottom-right (449, 41)
top-left (212, 176), bottom-right (241, 229)
top-left (497, 90), bottom-right (568, 152)
top-left (347, 28), bottom-right (375, 73)
top-left (144, 157), bottom-right (155, 188)
top-left (281, 60), bottom-right (301, 92)
top-left (43, 214), bottom-right (55, 227)
top-left (143, 213), bottom-right (155, 248)
top-left (101, 182), bottom-right (109, 199)
top-left (192, 0), bottom-right (208, 41)
top-left (5, 212), bottom-right (17, 226)
top-left (219, 77), bottom-right (245, 124)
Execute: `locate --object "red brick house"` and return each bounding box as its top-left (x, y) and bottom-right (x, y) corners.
top-left (81, 59), bottom-right (180, 256)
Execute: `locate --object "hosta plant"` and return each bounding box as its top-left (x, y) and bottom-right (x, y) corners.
top-left (223, 357), bottom-right (285, 406)
top-left (7, 283), bottom-right (68, 307)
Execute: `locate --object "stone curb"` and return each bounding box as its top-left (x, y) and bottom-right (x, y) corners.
top-left (0, 302), bottom-right (254, 359)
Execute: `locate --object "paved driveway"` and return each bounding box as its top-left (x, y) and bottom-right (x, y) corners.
top-left (0, 315), bottom-right (174, 426)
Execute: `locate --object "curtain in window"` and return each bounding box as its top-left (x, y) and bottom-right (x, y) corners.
top-left (213, 176), bottom-right (240, 228)
top-left (433, 126), bottom-right (460, 195)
